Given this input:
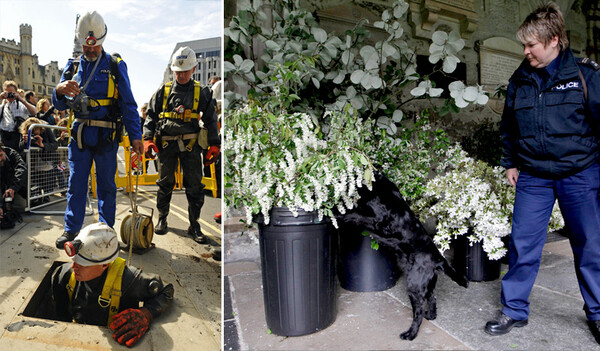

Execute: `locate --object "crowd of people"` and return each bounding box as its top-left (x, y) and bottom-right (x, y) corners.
top-left (0, 10), bottom-right (220, 347)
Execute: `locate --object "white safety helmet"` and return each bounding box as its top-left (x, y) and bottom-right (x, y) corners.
top-left (70, 222), bottom-right (119, 266)
top-left (170, 46), bottom-right (197, 72)
top-left (76, 11), bottom-right (107, 47)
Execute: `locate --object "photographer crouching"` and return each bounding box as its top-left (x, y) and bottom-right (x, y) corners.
top-left (0, 141), bottom-right (26, 229)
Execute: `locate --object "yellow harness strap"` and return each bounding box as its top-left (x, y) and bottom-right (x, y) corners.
top-left (88, 99), bottom-right (113, 107)
top-left (66, 257), bottom-right (127, 327)
top-left (158, 81), bottom-right (201, 122)
top-left (106, 55), bottom-right (121, 100)
top-left (161, 133), bottom-right (197, 151)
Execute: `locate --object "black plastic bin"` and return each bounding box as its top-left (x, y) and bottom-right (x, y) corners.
top-left (453, 234), bottom-right (501, 282)
top-left (338, 225), bottom-right (400, 292)
top-left (257, 207), bottom-right (336, 336)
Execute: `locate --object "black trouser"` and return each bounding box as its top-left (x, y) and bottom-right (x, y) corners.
top-left (156, 140), bottom-right (205, 228)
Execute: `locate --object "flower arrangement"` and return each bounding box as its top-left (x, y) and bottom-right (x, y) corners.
top-left (224, 61), bottom-right (375, 228)
top-left (366, 111), bottom-right (463, 203)
top-left (415, 149), bottom-right (564, 260)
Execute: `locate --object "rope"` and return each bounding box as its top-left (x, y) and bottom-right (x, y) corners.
top-left (121, 149), bottom-right (153, 263)
top-left (120, 213), bottom-right (153, 249)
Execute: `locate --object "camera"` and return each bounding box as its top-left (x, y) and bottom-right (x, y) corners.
top-left (1, 196), bottom-right (21, 229)
top-left (7, 92), bottom-right (15, 99)
top-left (4, 196), bottom-right (13, 211)
top-left (65, 92), bottom-right (90, 116)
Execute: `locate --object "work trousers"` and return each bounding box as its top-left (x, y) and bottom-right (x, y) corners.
top-left (156, 141), bottom-right (205, 228)
top-left (64, 141), bottom-right (118, 234)
top-left (501, 163), bottom-right (600, 321)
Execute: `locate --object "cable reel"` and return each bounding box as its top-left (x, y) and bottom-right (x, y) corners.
top-left (120, 148), bottom-right (154, 258)
top-left (120, 206), bottom-right (154, 250)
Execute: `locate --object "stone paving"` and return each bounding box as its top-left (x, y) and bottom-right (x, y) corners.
top-left (224, 217), bottom-right (600, 350)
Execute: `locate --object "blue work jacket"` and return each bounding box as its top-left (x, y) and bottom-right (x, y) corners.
top-left (500, 48), bottom-right (600, 179)
top-left (52, 51), bottom-right (142, 145)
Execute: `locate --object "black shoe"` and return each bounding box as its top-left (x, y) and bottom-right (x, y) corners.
top-left (588, 320), bottom-right (600, 344)
top-left (55, 231), bottom-right (77, 249)
top-left (484, 313), bottom-right (528, 336)
top-left (211, 247), bottom-right (221, 261)
top-left (155, 217), bottom-right (168, 235)
top-left (188, 226), bottom-right (207, 244)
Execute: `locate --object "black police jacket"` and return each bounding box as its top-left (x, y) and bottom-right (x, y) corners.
top-left (500, 48), bottom-right (600, 178)
top-left (0, 146), bottom-right (26, 196)
top-left (51, 262), bottom-right (174, 326)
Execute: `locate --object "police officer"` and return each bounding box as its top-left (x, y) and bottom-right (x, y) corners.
top-left (143, 46), bottom-right (220, 243)
top-left (485, 4), bottom-right (600, 343)
top-left (52, 11), bottom-right (143, 249)
top-left (51, 222), bottom-right (174, 347)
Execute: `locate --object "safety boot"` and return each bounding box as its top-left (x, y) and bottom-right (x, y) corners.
top-left (55, 231), bottom-right (78, 249)
top-left (188, 224), bottom-right (207, 244)
top-left (155, 216), bottom-right (168, 235)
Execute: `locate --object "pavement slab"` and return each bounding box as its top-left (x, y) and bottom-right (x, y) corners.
top-left (224, 216), bottom-right (600, 350)
top-left (0, 186), bottom-right (221, 351)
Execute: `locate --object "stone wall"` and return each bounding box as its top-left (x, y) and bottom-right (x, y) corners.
top-left (312, 0), bottom-right (590, 152)
top-left (226, 0), bottom-right (593, 161)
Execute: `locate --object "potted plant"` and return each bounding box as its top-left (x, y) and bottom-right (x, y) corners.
top-left (414, 149), bottom-right (564, 281)
top-left (225, 0), bottom-right (491, 293)
top-left (224, 58), bottom-right (375, 336)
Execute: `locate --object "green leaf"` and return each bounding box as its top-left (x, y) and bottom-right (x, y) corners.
top-left (371, 239), bottom-right (379, 250)
top-left (265, 40), bottom-right (281, 51)
top-left (312, 27), bottom-right (328, 43)
top-left (333, 71), bottom-right (346, 84)
top-left (350, 70), bottom-right (366, 84)
top-left (360, 154), bottom-right (369, 165)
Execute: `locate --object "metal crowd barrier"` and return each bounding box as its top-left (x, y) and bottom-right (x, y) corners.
top-left (23, 124), bottom-right (92, 215)
top-left (90, 136), bottom-right (219, 198)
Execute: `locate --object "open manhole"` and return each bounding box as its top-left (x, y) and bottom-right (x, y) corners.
top-left (22, 260), bottom-right (67, 321)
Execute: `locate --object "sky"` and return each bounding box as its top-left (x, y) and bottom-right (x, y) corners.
top-left (0, 0), bottom-right (222, 111)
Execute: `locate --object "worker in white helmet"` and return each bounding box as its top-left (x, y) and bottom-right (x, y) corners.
top-left (143, 46), bottom-right (220, 243)
top-left (52, 11), bottom-right (144, 250)
top-left (50, 222), bottom-right (174, 347)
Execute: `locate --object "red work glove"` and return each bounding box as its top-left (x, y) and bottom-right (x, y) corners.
top-left (130, 152), bottom-right (141, 171)
top-left (204, 145), bottom-right (220, 166)
top-left (110, 307), bottom-right (153, 347)
top-left (143, 140), bottom-right (158, 160)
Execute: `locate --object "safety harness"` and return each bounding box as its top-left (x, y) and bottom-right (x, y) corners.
top-left (66, 257), bottom-right (126, 327)
top-left (66, 53), bottom-right (123, 153)
top-left (158, 81), bottom-right (207, 151)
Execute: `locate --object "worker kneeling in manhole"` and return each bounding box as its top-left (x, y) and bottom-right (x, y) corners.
top-left (50, 222), bottom-right (174, 347)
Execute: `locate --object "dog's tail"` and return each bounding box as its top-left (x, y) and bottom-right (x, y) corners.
top-left (440, 256), bottom-right (469, 288)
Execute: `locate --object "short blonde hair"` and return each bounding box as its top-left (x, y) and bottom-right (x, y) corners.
top-left (57, 117), bottom-right (69, 127)
top-left (517, 2), bottom-right (568, 51)
top-left (20, 117), bottom-right (45, 136)
top-left (2, 80), bottom-right (18, 91)
top-left (36, 98), bottom-right (49, 112)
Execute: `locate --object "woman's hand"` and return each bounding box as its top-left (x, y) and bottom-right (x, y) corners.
top-left (507, 168), bottom-right (519, 187)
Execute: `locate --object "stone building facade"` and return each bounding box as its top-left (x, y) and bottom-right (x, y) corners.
top-left (225, 0), bottom-right (599, 156)
top-left (0, 24), bottom-right (62, 100)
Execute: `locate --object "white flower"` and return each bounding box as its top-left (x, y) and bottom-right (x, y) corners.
top-left (429, 30), bottom-right (464, 73)
top-left (449, 81), bottom-right (489, 108)
top-left (410, 80), bottom-right (443, 97)
top-left (225, 103), bottom-right (375, 229)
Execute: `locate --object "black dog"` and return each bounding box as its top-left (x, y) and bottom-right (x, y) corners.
top-left (340, 172), bottom-right (468, 340)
